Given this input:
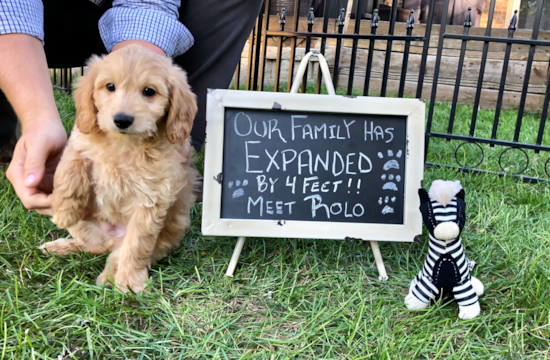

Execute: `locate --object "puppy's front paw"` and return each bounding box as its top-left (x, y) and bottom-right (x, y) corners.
top-left (51, 192), bottom-right (86, 229)
top-left (97, 261), bottom-right (118, 286)
top-left (458, 302), bottom-right (481, 320)
top-left (405, 293), bottom-right (429, 310)
top-left (52, 205), bottom-right (85, 229)
top-left (114, 268), bottom-right (150, 293)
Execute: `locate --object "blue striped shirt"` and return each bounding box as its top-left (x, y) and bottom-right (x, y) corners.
top-left (0, 0), bottom-right (194, 58)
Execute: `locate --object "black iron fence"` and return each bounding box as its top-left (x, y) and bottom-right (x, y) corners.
top-left (239, 0), bottom-right (550, 182)
top-left (52, 0), bottom-right (550, 182)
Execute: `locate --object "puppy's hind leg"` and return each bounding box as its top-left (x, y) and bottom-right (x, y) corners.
top-left (40, 220), bottom-right (113, 256)
top-left (38, 238), bottom-right (82, 255)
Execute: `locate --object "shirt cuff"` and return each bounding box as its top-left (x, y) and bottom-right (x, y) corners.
top-left (0, 0), bottom-right (44, 44)
top-left (98, 6), bottom-right (194, 58)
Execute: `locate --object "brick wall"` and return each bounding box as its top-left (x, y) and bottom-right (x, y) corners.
top-left (479, 0), bottom-right (510, 28)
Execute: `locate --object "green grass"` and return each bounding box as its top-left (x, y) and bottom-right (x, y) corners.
top-left (1, 89), bottom-right (550, 359)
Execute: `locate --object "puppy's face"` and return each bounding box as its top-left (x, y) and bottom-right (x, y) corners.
top-left (74, 45), bottom-right (197, 144)
top-left (94, 56), bottom-right (170, 137)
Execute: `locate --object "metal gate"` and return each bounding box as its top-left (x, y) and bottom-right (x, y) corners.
top-left (241, 0), bottom-right (550, 182)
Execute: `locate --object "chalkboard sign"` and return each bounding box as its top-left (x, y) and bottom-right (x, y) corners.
top-left (203, 90), bottom-right (425, 242)
top-left (221, 108), bottom-right (407, 224)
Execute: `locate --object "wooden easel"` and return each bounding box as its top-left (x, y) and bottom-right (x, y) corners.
top-left (224, 52), bottom-right (388, 281)
top-left (225, 236), bottom-right (388, 281)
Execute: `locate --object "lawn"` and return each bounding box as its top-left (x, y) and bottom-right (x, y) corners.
top-left (1, 89), bottom-right (549, 359)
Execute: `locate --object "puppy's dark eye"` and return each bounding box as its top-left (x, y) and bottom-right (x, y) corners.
top-left (106, 83), bottom-right (115, 92)
top-left (143, 87), bottom-right (156, 97)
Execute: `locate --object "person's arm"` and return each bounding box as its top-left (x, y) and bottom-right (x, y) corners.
top-left (2, 34), bottom-right (67, 216)
top-left (99, 0), bottom-right (194, 58)
top-left (1, 1), bottom-right (67, 215)
top-left (112, 40), bottom-right (165, 56)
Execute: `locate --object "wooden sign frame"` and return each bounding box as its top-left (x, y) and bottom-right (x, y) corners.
top-left (202, 52), bottom-right (425, 281)
top-left (203, 90), bottom-right (425, 241)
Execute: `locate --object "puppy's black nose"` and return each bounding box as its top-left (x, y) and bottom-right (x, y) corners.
top-left (113, 113), bottom-right (134, 129)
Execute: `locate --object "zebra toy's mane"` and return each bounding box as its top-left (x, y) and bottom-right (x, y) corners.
top-left (428, 180), bottom-right (463, 206)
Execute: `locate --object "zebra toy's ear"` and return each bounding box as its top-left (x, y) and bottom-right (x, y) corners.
top-left (418, 188), bottom-right (430, 204)
top-left (456, 191), bottom-right (466, 233)
top-left (418, 188), bottom-right (435, 235)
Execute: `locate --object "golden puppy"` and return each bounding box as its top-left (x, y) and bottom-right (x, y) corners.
top-left (40, 45), bottom-right (198, 293)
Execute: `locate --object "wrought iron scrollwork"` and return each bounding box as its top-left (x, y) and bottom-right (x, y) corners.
top-left (545, 157), bottom-right (550, 178)
top-left (454, 142), bottom-right (484, 169)
top-left (498, 147), bottom-right (530, 175)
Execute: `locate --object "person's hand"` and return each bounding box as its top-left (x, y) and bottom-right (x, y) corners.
top-left (6, 118), bottom-right (67, 216)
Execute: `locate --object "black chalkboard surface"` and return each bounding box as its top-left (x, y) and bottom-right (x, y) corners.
top-left (220, 108), bottom-right (407, 224)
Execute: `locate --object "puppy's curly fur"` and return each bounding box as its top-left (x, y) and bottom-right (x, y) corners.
top-left (40, 45), bottom-right (199, 293)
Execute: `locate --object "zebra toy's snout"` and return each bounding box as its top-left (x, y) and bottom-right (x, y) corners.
top-left (434, 221), bottom-right (460, 241)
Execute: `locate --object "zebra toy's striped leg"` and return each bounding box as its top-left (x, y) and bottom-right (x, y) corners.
top-left (405, 272), bottom-right (437, 310)
top-left (453, 279), bottom-right (481, 319)
top-left (470, 276), bottom-right (484, 296)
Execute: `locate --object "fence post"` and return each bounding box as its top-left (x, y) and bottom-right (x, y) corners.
top-left (332, 8), bottom-right (346, 91)
top-left (398, 10), bottom-right (415, 98)
top-left (363, 9), bottom-right (378, 96)
top-left (416, 0), bottom-right (436, 99)
top-left (301, 7), bottom-right (315, 93)
top-left (380, 0), bottom-right (399, 97)
top-left (346, 0), bottom-right (363, 95)
top-left (448, 7), bottom-right (473, 137)
top-left (425, 0), bottom-right (451, 163)
top-left (492, 10), bottom-right (518, 145)
top-left (274, 8), bottom-right (286, 93)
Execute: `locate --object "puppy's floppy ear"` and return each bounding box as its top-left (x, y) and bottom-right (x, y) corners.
top-left (166, 65), bottom-right (198, 144)
top-left (74, 55), bottom-right (101, 134)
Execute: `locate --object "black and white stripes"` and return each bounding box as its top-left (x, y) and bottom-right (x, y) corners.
top-left (410, 196), bottom-right (479, 307)
top-left (432, 198), bottom-right (459, 222)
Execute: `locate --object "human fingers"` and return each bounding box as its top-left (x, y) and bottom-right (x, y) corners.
top-left (6, 140), bottom-right (52, 210)
top-left (35, 207), bottom-right (53, 216)
top-left (22, 136), bottom-right (49, 188)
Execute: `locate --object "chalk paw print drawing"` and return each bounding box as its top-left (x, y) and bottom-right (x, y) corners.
top-left (378, 196), bottom-right (397, 214)
top-left (228, 179), bottom-right (249, 198)
top-left (378, 149), bottom-right (403, 214)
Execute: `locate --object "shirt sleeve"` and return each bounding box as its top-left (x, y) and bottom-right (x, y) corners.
top-left (0, 0), bottom-right (44, 43)
top-left (98, 0), bottom-right (194, 58)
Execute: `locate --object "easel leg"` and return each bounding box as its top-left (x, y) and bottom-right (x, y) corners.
top-left (225, 236), bottom-right (246, 277)
top-left (369, 241), bottom-right (388, 281)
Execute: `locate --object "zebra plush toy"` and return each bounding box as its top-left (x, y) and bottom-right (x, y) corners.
top-left (405, 180), bottom-right (484, 320)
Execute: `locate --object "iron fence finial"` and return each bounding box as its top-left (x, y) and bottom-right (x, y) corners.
top-left (338, 8), bottom-right (346, 26)
top-left (407, 10), bottom-right (415, 29)
top-left (372, 9), bottom-right (379, 28)
top-left (308, 7), bottom-right (314, 25)
top-left (464, 7), bottom-right (472, 27)
top-left (280, 8), bottom-right (286, 25)
top-left (509, 10), bottom-right (518, 31)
